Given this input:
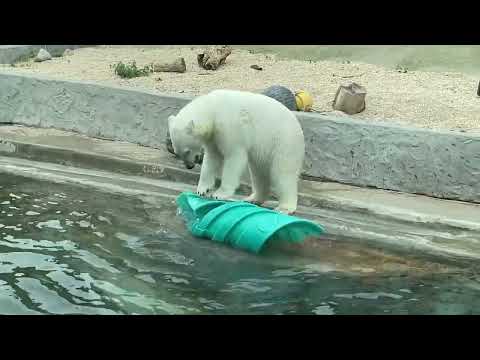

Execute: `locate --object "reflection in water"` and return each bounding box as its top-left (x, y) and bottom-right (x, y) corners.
top-left (1, 174), bottom-right (480, 315)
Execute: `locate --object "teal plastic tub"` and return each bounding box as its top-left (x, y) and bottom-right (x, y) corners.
top-left (176, 192), bottom-right (325, 254)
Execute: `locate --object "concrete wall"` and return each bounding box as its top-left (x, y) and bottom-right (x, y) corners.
top-left (301, 114), bottom-right (480, 202)
top-left (1, 71), bottom-right (479, 203)
top-left (0, 45), bottom-right (84, 64)
top-left (0, 72), bottom-right (191, 146)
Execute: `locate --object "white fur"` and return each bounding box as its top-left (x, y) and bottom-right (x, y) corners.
top-left (168, 89), bottom-right (305, 214)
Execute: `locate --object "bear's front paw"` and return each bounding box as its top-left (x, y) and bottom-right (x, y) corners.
top-left (274, 206), bottom-right (296, 215)
top-left (245, 193), bottom-right (265, 206)
top-left (212, 189), bottom-right (235, 202)
top-left (196, 184), bottom-right (215, 197)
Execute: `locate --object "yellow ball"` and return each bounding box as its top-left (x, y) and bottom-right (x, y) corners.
top-left (295, 90), bottom-right (313, 112)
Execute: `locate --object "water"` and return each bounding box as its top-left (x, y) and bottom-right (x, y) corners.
top-left (1, 173), bottom-right (480, 315)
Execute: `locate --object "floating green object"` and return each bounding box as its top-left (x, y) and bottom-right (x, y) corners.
top-left (176, 192), bottom-right (325, 254)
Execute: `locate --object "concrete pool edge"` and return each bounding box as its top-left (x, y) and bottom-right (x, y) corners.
top-left (1, 154), bottom-right (479, 262)
top-left (0, 71), bottom-right (479, 203)
top-left (1, 125), bottom-right (480, 262)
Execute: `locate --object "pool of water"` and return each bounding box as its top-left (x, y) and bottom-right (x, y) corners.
top-left (1, 173), bottom-right (480, 315)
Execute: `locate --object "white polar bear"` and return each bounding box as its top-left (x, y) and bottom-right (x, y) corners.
top-left (168, 89), bottom-right (305, 214)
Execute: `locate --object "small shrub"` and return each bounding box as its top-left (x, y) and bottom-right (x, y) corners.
top-left (112, 61), bottom-right (153, 79)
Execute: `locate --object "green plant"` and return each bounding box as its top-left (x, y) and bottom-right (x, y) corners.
top-left (112, 61), bottom-right (153, 79)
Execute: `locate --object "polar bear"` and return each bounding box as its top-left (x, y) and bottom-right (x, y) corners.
top-left (168, 89), bottom-right (305, 214)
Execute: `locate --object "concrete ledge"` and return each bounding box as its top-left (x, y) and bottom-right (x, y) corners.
top-left (0, 72), bottom-right (191, 146)
top-left (0, 45), bottom-right (84, 64)
top-left (1, 71), bottom-right (479, 203)
top-left (300, 113), bottom-right (480, 203)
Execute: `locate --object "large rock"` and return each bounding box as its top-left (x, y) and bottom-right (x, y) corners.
top-left (332, 82), bottom-right (367, 115)
top-left (34, 48), bottom-right (52, 62)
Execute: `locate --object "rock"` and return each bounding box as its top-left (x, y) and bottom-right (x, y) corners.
top-left (153, 57), bottom-right (186, 73)
top-left (63, 48), bottom-right (74, 57)
top-left (332, 82), bottom-right (367, 115)
top-left (477, 80), bottom-right (480, 96)
top-left (250, 65), bottom-right (263, 71)
top-left (34, 48), bottom-right (52, 62)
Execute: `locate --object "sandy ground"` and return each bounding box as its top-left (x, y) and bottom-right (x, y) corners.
top-left (235, 45), bottom-right (480, 77)
top-left (1, 45), bottom-right (479, 131)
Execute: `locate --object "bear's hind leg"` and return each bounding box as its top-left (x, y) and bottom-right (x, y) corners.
top-left (245, 163), bottom-right (270, 206)
top-left (271, 173), bottom-right (299, 215)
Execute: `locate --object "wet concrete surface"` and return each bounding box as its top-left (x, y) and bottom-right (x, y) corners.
top-left (1, 125), bottom-right (480, 262)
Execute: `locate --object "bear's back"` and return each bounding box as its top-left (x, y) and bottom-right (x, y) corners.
top-left (207, 89), bottom-right (304, 152)
top-left (207, 89), bottom-right (299, 128)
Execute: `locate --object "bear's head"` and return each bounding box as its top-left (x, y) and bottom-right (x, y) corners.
top-left (168, 114), bottom-right (207, 170)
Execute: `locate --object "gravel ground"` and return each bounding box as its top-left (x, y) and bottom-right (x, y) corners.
top-left (2, 45), bottom-right (479, 131)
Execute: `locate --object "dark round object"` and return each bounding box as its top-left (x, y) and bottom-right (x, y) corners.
top-left (261, 85), bottom-right (297, 111)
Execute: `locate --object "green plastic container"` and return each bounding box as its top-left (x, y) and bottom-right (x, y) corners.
top-left (176, 192), bottom-right (325, 254)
